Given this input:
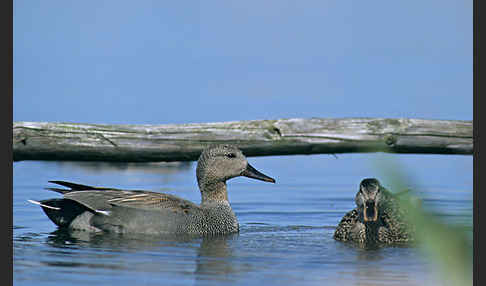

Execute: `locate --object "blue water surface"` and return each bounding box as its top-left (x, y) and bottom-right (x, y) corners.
top-left (13, 153), bottom-right (472, 286)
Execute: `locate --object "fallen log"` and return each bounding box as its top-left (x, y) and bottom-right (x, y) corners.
top-left (13, 118), bottom-right (472, 162)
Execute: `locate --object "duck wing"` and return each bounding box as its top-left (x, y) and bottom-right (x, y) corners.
top-left (105, 191), bottom-right (200, 213)
top-left (45, 180), bottom-right (199, 214)
top-left (83, 191), bottom-right (204, 234)
top-left (46, 180), bottom-right (114, 195)
top-left (36, 181), bottom-right (203, 233)
top-left (333, 209), bottom-right (359, 242)
top-left (46, 180), bottom-right (199, 213)
top-left (60, 188), bottom-right (200, 215)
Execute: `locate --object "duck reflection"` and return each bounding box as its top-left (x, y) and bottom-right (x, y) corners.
top-left (334, 243), bottom-right (423, 286)
top-left (194, 234), bottom-right (237, 284)
top-left (46, 229), bottom-right (241, 283)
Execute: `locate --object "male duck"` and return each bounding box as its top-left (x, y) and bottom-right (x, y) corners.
top-left (29, 144), bottom-right (275, 235)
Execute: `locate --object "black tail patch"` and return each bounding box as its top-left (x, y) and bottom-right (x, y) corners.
top-left (47, 181), bottom-right (112, 194)
top-left (48, 181), bottom-right (98, 190)
top-left (38, 198), bottom-right (89, 228)
top-left (45, 188), bottom-right (71, 195)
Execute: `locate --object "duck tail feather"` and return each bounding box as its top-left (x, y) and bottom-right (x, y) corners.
top-left (48, 180), bottom-right (102, 191)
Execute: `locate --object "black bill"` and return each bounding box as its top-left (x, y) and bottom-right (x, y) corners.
top-left (241, 163), bottom-right (276, 183)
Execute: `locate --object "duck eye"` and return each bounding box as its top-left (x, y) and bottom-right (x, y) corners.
top-left (226, 153), bottom-right (236, 158)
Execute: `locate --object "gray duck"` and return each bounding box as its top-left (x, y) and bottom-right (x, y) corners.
top-left (29, 144), bottom-right (275, 235)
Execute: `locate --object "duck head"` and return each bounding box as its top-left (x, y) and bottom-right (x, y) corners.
top-left (196, 144), bottom-right (275, 190)
top-left (355, 178), bottom-right (384, 223)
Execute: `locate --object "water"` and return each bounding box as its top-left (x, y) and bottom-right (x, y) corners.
top-left (13, 154), bottom-right (473, 286)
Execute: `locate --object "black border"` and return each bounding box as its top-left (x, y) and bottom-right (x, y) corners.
top-left (7, 1), bottom-right (479, 286)
top-left (5, 0), bottom-right (13, 285)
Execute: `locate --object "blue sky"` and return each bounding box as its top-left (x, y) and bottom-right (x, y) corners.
top-left (13, 0), bottom-right (472, 125)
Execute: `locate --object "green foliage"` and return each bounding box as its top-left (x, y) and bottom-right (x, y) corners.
top-left (373, 157), bottom-right (473, 286)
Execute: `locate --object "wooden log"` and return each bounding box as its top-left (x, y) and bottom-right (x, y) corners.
top-left (13, 118), bottom-right (472, 162)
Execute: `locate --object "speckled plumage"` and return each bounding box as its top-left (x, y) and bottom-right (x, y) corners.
top-left (30, 144), bottom-right (275, 235)
top-left (333, 178), bottom-right (416, 247)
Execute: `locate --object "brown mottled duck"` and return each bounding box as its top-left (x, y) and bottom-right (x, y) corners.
top-left (333, 178), bottom-right (416, 247)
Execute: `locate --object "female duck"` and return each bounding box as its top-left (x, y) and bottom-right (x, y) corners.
top-left (333, 178), bottom-right (416, 246)
top-left (29, 144), bottom-right (275, 235)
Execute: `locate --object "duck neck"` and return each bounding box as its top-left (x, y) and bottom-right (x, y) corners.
top-left (200, 181), bottom-right (230, 206)
top-left (364, 221), bottom-right (381, 243)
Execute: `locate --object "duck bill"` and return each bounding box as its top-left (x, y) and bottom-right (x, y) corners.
top-left (241, 163), bottom-right (275, 183)
top-left (363, 201), bottom-right (378, 222)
